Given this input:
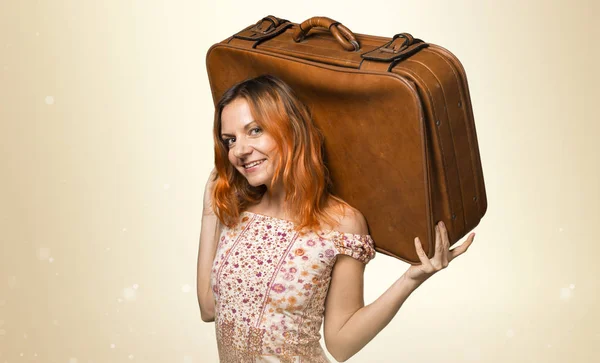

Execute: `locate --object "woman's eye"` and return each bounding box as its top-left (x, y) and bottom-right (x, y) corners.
top-left (224, 138), bottom-right (235, 147)
top-left (250, 127), bottom-right (262, 135)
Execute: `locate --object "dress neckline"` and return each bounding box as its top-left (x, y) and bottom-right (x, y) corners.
top-left (240, 210), bottom-right (372, 238)
top-left (241, 210), bottom-right (302, 225)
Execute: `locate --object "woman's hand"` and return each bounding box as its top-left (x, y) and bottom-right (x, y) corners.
top-left (203, 168), bottom-right (218, 216)
top-left (404, 221), bottom-right (475, 283)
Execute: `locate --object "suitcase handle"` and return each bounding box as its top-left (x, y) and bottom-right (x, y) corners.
top-left (292, 16), bottom-right (360, 51)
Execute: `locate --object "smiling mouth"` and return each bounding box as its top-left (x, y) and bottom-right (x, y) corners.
top-left (243, 159), bottom-right (266, 169)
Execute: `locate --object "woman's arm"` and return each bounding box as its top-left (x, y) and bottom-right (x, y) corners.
top-left (323, 254), bottom-right (423, 361)
top-left (196, 168), bottom-right (220, 322)
top-left (322, 209), bottom-right (422, 361)
top-left (323, 209), bottom-right (474, 362)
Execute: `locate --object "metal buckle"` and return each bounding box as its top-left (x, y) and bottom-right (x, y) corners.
top-left (379, 35), bottom-right (410, 54)
top-left (251, 18), bottom-right (277, 35)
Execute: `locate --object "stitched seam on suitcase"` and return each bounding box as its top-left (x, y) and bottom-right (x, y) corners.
top-left (220, 47), bottom-right (420, 92)
top-left (397, 63), bottom-right (454, 221)
top-left (428, 51), bottom-right (476, 226)
top-left (407, 57), bottom-right (464, 226)
top-left (428, 49), bottom-right (480, 226)
top-left (257, 44), bottom-right (361, 65)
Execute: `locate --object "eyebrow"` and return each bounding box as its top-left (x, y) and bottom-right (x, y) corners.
top-left (221, 121), bottom-right (258, 138)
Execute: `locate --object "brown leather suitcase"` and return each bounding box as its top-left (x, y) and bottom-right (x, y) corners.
top-left (206, 15), bottom-right (487, 264)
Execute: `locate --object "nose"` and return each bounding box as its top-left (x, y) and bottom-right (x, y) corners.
top-left (232, 137), bottom-right (252, 159)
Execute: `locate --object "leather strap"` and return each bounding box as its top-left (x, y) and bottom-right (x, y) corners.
top-left (361, 33), bottom-right (428, 62)
top-left (233, 16), bottom-right (292, 44)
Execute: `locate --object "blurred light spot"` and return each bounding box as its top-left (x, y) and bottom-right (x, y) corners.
top-left (558, 227), bottom-right (563, 232)
top-left (123, 287), bottom-right (136, 301)
top-left (122, 228), bottom-right (128, 232)
top-left (49, 257), bottom-right (54, 263)
top-left (182, 284), bottom-right (191, 293)
top-left (23, 333), bottom-right (27, 338)
top-left (163, 183), bottom-right (170, 190)
top-left (506, 329), bottom-right (515, 338)
top-left (38, 248), bottom-right (50, 260)
top-left (110, 343), bottom-right (115, 349)
top-left (20, 353), bottom-right (24, 356)
top-left (45, 96), bottom-right (54, 105)
top-left (117, 298), bottom-right (123, 303)
top-left (183, 356), bottom-right (193, 363)
top-left (36, 32), bottom-right (39, 36)
top-left (133, 284), bottom-right (139, 290)
top-left (106, 247), bottom-right (111, 251)
top-left (128, 354), bottom-right (134, 359)
top-left (569, 284), bottom-right (575, 289)
top-left (8, 276), bottom-right (17, 288)
top-left (560, 287), bottom-right (573, 300)
top-left (52, 320), bottom-right (59, 325)
top-left (547, 343), bottom-right (552, 348)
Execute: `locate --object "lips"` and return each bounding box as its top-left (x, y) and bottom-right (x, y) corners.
top-left (243, 159), bottom-right (266, 169)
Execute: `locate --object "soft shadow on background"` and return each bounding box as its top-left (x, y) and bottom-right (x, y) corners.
top-left (1, 1), bottom-right (598, 362)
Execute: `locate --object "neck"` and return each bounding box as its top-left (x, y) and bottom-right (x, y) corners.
top-left (257, 182), bottom-right (289, 218)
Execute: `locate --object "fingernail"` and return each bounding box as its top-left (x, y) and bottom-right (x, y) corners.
top-left (440, 221), bottom-right (445, 228)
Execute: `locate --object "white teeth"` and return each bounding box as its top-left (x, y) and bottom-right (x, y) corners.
top-left (244, 160), bottom-right (265, 169)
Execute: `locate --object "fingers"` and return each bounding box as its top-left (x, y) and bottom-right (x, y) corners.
top-left (414, 237), bottom-right (433, 271)
top-left (415, 224), bottom-right (442, 272)
top-left (432, 223), bottom-right (448, 270)
top-left (449, 233), bottom-right (475, 262)
top-left (415, 224), bottom-right (476, 272)
top-left (434, 224), bottom-right (443, 256)
top-left (439, 222), bottom-right (449, 268)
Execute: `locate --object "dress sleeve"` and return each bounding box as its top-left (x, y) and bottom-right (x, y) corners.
top-left (332, 232), bottom-right (376, 264)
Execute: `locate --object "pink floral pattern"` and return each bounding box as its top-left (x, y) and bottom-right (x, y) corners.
top-left (211, 211), bottom-right (376, 362)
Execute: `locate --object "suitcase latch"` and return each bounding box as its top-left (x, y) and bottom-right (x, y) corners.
top-left (233, 16), bottom-right (293, 43)
top-left (252, 16), bottom-right (284, 34)
top-left (362, 33), bottom-right (428, 62)
top-left (379, 33), bottom-right (414, 53)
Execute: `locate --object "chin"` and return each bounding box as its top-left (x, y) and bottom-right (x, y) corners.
top-left (236, 171), bottom-right (261, 186)
top-left (246, 178), bottom-right (268, 188)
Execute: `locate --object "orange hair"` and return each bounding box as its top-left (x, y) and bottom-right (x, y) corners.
top-left (211, 74), bottom-right (349, 232)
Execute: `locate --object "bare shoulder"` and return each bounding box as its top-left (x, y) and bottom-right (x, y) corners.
top-left (325, 199), bottom-right (369, 235)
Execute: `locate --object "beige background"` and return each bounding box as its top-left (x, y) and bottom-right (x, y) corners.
top-left (1, 0), bottom-right (598, 362)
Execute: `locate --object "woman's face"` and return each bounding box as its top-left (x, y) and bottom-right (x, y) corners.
top-left (220, 97), bottom-right (279, 188)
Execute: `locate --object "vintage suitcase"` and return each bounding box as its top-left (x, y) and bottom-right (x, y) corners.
top-left (205, 15), bottom-right (487, 264)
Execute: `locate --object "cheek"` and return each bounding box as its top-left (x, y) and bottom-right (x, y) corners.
top-left (262, 138), bottom-right (278, 156)
top-left (227, 150), bottom-right (236, 165)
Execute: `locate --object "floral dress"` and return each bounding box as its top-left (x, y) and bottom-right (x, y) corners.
top-left (210, 211), bottom-right (376, 362)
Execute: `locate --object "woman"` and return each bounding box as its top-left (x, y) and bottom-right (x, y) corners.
top-left (197, 75), bottom-right (475, 362)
